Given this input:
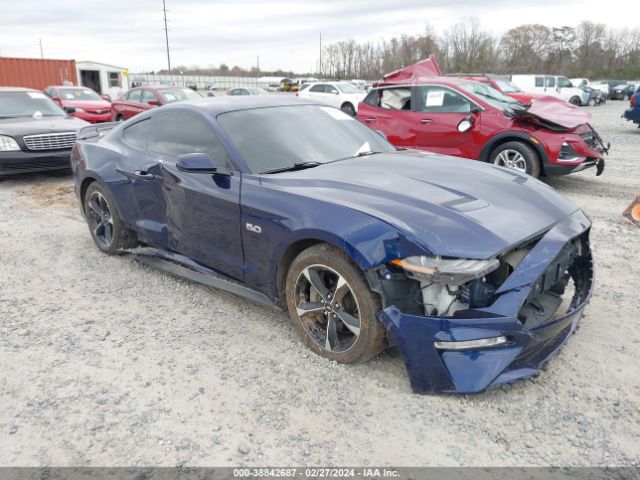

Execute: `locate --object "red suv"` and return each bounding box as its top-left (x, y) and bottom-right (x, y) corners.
top-left (357, 60), bottom-right (607, 177)
top-left (111, 85), bottom-right (202, 121)
top-left (446, 74), bottom-right (545, 105)
top-left (45, 86), bottom-right (111, 123)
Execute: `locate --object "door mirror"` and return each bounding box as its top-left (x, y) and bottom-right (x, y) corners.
top-left (457, 118), bottom-right (474, 133)
top-left (102, 94), bottom-right (112, 102)
top-left (63, 106), bottom-right (76, 114)
top-left (51, 95), bottom-right (61, 102)
top-left (148, 99), bottom-right (159, 106)
top-left (177, 153), bottom-right (229, 175)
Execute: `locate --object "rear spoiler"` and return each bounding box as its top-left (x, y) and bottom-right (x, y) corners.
top-left (77, 121), bottom-right (120, 141)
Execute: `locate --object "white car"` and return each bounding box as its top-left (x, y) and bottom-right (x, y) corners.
top-left (510, 74), bottom-right (588, 106)
top-left (296, 82), bottom-right (366, 115)
top-left (572, 78), bottom-right (610, 96)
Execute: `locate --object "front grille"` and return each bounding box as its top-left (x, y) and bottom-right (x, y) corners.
top-left (86, 109), bottom-right (109, 114)
top-left (580, 131), bottom-right (599, 150)
top-left (23, 132), bottom-right (77, 151)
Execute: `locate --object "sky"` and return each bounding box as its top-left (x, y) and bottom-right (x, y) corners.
top-left (0, 0), bottom-right (638, 74)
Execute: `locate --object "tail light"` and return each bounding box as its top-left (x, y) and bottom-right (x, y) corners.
top-left (631, 95), bottom-right (637, 107)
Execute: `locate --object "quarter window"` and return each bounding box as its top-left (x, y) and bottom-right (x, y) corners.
top-left (147, 112), bottom-right (231, 168)
top-left (123, 119), bottom-right (150, 150)
top-left (310, 84), bottom-right (327, 93)
top-left (535, 76), bottom-right (544, 87)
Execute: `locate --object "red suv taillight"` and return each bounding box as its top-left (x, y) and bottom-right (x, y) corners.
top-left (631, 95), bottom-right (637, 107)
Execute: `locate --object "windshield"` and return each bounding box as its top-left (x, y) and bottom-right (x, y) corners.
top-left (218, 105), bottom-right (395, 174)
top-left (458, 82), bottom-right (520, 109)
top-left (159, 88), bottom-right (202, 103)
top-left (336, 83), bottom-right (361, 94)
top-left (58, 88), bottom-right (102, 101)
top-left (0, 91), bottom-right (65, 118)
top-left (493, 79), bottom-right (521, 93)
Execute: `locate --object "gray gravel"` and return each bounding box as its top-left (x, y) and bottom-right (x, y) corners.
top-left (0, 101), bottom-right (639, 466)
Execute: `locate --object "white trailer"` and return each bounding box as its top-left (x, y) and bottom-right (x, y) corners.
top-left (76, 61), bottom-right (129, 100)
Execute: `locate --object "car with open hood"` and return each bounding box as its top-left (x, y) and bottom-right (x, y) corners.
top-left (0, 87), bottom-right (88, 175)
top-left (71, 96), bottom-right (594, 394)
top-left (44, 85), bottom-right (112, 124)
top-left (357, 58), bottom-right (608, 178)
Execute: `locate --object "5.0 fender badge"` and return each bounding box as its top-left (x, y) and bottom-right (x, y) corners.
top-left (246, 223), bottom-right (262, 234)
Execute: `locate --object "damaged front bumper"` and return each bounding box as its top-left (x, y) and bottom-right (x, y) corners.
top-left (378, 210), bottom-right (593, 394)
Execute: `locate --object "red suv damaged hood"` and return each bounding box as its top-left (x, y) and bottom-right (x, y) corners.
top-left (510, 96), bottom-right (592, 130)
top-left (380, 55), bottom-right (442, 85)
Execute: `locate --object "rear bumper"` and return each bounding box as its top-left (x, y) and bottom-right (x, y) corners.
top-left (378, 210), bottom-right (593, 394)
top-left (0, 150), bottom-right (71, 175)
top-left (545, 157), bottom-right (604, 176)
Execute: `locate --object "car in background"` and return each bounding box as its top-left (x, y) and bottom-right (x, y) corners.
top-left (44, 86), bottom-right (112, 124)
top-left (610, 83), bottom-right (636, 100)
top-left (576, 84), bottom-right (607, 106)
top-left (510, 74), bottom-right (588, 106)
top-left (0, 87), bottom-right (88, 175)
top-left (296, 81), bottom-right (367, 116)
top-left (71, 96), bottom-right (594, 394)
top-left (623, 89), bottom-right (640, 127)
top-left (227, 87), bottom-right (269, 96)
top-left (111, 86), bottom-right (202, 121)
top-left (447, 74), bottom-right (545, 104)
top-left (358, 70), bottom-right (607, 178)
top-left (572, 78), bottom-right (610, 97)
top-left (185, 82), bottom-right (198, 91)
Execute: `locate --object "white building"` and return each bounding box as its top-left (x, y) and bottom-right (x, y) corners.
top-left (76, 61), bottom-right (129, 100)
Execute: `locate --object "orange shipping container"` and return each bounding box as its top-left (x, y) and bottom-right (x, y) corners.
top-left (0, 56), bottom-right (78, 90)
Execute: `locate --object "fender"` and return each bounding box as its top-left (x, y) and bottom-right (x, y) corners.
top-left (479, 131), bottom-right (550, 166)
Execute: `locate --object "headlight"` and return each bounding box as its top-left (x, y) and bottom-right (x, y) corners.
top-left (391, 256), bottom-right (499, 285)
top-left (75, 107), bottom-right (85, 113)
top-left (0, 135), bottom-right (20, 151)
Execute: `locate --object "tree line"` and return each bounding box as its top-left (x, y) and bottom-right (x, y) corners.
top-left (320, 20), bottom-right (640, 80)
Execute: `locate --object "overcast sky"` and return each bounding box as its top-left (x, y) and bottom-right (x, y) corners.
top-left (0, 0), bottom-right (638, 74)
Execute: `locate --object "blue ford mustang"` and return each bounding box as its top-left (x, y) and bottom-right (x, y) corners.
top-left (71, 96), bottom-right (593, 394)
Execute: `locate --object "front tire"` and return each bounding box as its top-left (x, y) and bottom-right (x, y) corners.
top-left (83, 183), bottom-right (135, 255)
top-left (285, 244), bottom-right (386, 363)
top-left (490, 141), bottom-right (541, 178)
top-left (569, 96), bottom-right (582, 106)
top-left (340, 102), bottom-right (356, 116)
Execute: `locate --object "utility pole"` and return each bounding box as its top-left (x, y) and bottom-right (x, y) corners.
top-left (319, 32), bottom-right (322, 77)
top-left (39, 38), bottom-right (43, 59)
top-left (162, 0), bottom-right (172, 78)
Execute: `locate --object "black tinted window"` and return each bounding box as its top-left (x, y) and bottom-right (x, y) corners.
top-left (535, 77), bottom-right (544, 87)
top-left (310, 84), bottom-right (326, 93)
top-left (123, 119), bottom-right (149, 150)
top-left (147, 112), bottom-right (230, 167)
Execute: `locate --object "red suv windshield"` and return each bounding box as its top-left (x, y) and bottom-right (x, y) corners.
top-left (458, 82), bottom-right (521, 109)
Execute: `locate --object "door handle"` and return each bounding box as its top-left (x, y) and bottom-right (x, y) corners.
top-left (420, 119), bottom-right (433, 124)
top-left (364, 117), bottom-right (378, 123)
top-left (116, 168), bottom-right (159, 181)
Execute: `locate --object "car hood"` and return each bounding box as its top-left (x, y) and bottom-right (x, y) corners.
top-left (506, 96), bottom-right (591, 130)
top-left (260, 151), bottom-right (581, 259)
top-left (62, 100), bottom-right (111, 109)
top-left (0, 115), bottom-right (89, 137)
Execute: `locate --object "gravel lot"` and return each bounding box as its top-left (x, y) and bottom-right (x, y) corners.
top-left (0, 101), bottom-right (639, 467)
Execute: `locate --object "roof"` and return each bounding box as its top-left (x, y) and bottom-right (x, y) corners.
top-left (161, 95), bottom-right (318, 116)
top-left (0, 86), bottom-right (38, 92)
top-left (76, 60), bottom-right (127, 70)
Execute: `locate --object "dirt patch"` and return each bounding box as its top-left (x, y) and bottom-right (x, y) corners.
top-left (14, 179), bottom-right (76, 209)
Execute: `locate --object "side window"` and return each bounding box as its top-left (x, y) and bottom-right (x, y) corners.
top-left (558, 77), bottom-right (572, 88)
top-left (535, 76), bottom-right (544, 87)
top-left (127, 89), bottom-right (142, 103)
top-left (310, 84), bottom-right (326, 93)
top-left (545, 76), bottom-right (555, 88)
top-left (327, 85), bottom-right (339, 94)
top-left (141, 89), bottom-right (156, 103)
top-left (418, 86), bottom-right (471, 113)
top-left (147, 112), bottom-right (231, 168)
top-left (365, 88), bottom-right (412, 110)
top-left (123, 119), bottom-right (150, 150)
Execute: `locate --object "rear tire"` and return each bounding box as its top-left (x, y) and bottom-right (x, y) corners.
top-left (569, 96), bottom-right (582, 106)
top-left (490, 141), bottom-right (541, 178)
top-left (285, 244), bottom-right (386, 364)
top-left (83, 183), bottom-right (135, 255)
